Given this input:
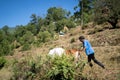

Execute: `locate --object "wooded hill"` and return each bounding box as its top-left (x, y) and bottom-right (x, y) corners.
top-left (0, 0), bottom-right (120, 80)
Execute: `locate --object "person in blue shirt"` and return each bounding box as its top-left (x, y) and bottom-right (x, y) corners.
top-left (79, 36), bottom-right (105, 69)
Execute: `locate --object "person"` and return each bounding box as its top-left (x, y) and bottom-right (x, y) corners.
top-left (79, 36), bottom-right (105, 69)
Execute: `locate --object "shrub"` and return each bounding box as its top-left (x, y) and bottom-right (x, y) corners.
top-left (19, 31), bottom-right (34, 45)
top-left (45, 55), bottom-right (87, 80)
top-left (0, 57), bottom-right (7, 69)
top-left (12, 55), bottom-right (87, 80)
top-left (0, 39), bottom-right (12, 56)
top-left (37, 31), bottom-right (52, 43)
top-left (21, 43), bottom-right (31, 51)
top-left (70, 38), bottom-right (75, 43)
top-left (12, 55), bottom-right (46, 80)
top-left (46, 55), bottom-right (75, 80)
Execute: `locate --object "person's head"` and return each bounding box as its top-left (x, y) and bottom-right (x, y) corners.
top-left (79, 36), bottom-right (85, 42)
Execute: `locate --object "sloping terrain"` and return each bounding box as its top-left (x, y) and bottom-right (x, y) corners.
top-left (0, 26), bottom-right (120, 80)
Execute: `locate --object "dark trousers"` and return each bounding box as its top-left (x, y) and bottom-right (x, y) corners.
top-left (88, 53), bottom-right (105, 69)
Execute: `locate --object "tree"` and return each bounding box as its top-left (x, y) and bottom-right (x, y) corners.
top-left (37, 31), bottom-right (51, 43)
top-left (14, 25), bottom-right (26, 40)
top-left (30, 14), bottom-right (38, 25)
top-left (37, 17), bottom-right (46, 34)
top-left (20, 31), bottom-right (34, 44)
top-left (26, 24), bottom-right (36, 35)
top-left (46, 7), bottom-right (69, 24)
top-left (55, 18), bottom-right (75, 32)
top-left (2, 25), bottom-right (9, 35)
top-left (94, 0), bottom-right (120, 28)
top-left (0, 30), bottom-right (4, 42)
top-left (74, 0), bottom-right (95, 25)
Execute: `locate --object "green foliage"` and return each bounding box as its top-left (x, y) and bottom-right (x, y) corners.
top-left (55, 20), bottom-right (65, 32)
top-left (26, 24), bottom-right (37, 35)
top-left (0, 27), bottom-right (15, 56)
top-left (94, 0), bottom-right (120, 28)
top-left (48, 22), bottom-right (56, 33)
top-left (0, 30), bottom-right (4, 42)
top-left (30, 14), bottom-right (38, 25)
top-left (37, 17), bottom-right (46, 33)
top-left (12, 55), bottom-right (45, 80)
top-left (12, 55), bottom-right (87, 80)
top-left (15, 25), bottom-right (26, 38)
top-left (2, 25), bottom-right (9, 35)
top-left (46, 7), bottom-right (68, 23)
top-left (70, 38), bottom-right (75, 43)
top-left (55, 19), bottom-right (75, 32)
top-left (37, 31), bottom-right (52, 43)
top-left (0, 39), bottom-right (11, 56)
top-left (74, 0), bottom-right (95, 25)
top-left (117, 72), bottom-right (120, 80)
top-left (0, 57), bottom-right (7, 69)
top-left (21, 31), bottom-right (34, 44)
top-left (45, 7), bottom-right (75, 33)
top-left (46, 56), bottom-right (75, 80)
top-left (64, 19), bottom-right (76, 29)
top-left (0, 6), bottom-right (77, 54)
top-left (21, 43), bottom-right (31, 51)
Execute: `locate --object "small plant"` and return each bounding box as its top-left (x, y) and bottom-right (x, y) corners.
top-left (70, 38), bottom-right (75, 43)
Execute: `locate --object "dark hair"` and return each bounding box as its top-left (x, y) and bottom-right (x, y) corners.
top-left (79, 36), bottom-right (85, 40)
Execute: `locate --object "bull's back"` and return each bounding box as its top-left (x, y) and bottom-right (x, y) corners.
top-left (48, 47), bottom-right (65, 56)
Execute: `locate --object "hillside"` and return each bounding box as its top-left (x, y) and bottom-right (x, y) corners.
top-left (0, 25), bottom-right (120, 80)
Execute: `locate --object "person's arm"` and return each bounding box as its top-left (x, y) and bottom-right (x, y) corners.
top-left (78, 47), bottom-right (85, 53)
top-left (80, 47), bottom-right (85, 52)
top-left (80, 41), bottom-right (86, 52)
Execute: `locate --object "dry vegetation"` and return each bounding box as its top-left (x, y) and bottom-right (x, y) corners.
top-left (0, 24), bottom-right (120, 80)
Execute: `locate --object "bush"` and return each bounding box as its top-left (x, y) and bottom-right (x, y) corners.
top-left (0, 57), bottom-right (7, 69)
top-left (45, 55), bottom-right (87, 80)
top-left (37, 31), bottom-right (52, 43)
top-left (19, 31), bottom-right (34, 45)
top-left (0, 39), bottom-right (12, 56)
top-left (12, 55), bottom-right (87, 80)
top-left (70, 38), bottom-right (75, 43)
top-left (12, 55), bottom-right (46, 80)
top-left (21, 43), bottom-right (31, 51)
top-left (46, 55), bottom-right (75, 80)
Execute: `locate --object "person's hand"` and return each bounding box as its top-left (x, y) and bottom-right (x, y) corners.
top-left (78, 50), bottom-right (82, 52)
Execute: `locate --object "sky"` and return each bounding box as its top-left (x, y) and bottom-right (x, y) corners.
top-left (0, 0), bottom-right (78, 28)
